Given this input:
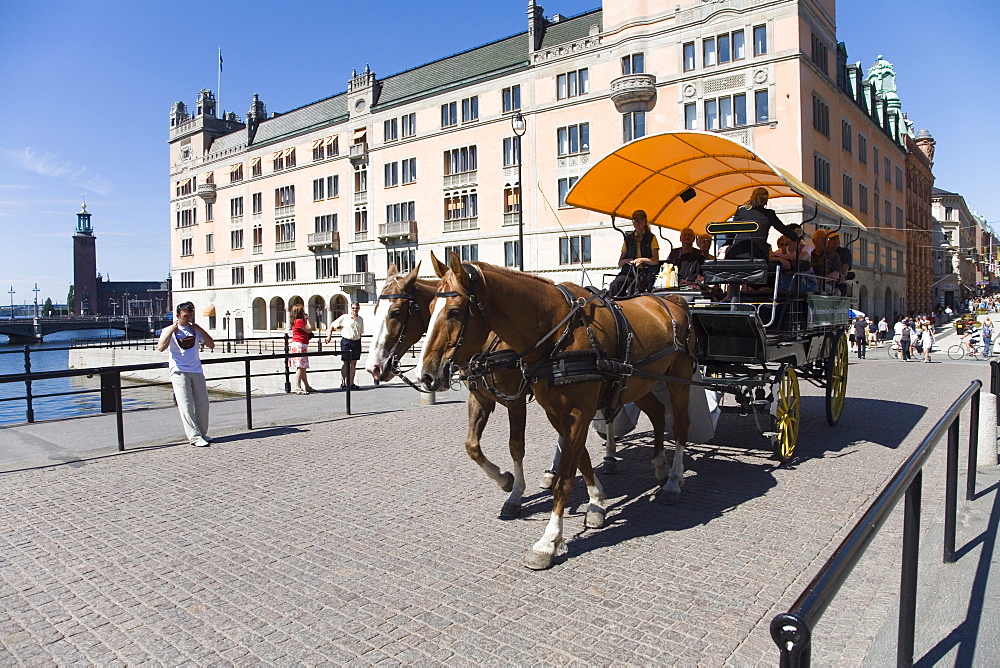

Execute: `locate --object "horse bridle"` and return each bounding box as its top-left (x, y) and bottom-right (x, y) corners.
top-left (434, 263), bottom-right (490, 379)
top-left (377, 278), bottom-right (429, 388)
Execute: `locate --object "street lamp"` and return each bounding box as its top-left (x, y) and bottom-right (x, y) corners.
top-left (225, 310), bottom-right (231, 352)
top-left (511, 111), bottom-right (526, 271)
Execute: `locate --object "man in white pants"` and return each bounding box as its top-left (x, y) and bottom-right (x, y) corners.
top-left (157, 301), bottom-right (215, 447)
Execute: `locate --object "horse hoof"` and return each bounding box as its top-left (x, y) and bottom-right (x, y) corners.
top-left (539, 471), bottom-right (555, 489)
top-left (499, 472), bottom-right (515, 494)
top-left (585, 506), bottom-right (606, 529)
top-left (656, 486), bottom-right (681, 505)
top-left (603, 458), bottom-right (618, 474)
top-left (523, 549), bottom-right (554, 570)
top-left (499, 501), bottom-right (521, 520)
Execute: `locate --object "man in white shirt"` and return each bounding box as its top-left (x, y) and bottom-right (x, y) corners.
top-left (327, 303), bottom-right (364, 390)
top-left (157, 301), bottom-right (215, 446)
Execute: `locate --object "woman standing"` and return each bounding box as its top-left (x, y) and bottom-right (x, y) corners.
top-left (922, 326), bottom-right (935, 363)
top-left (327, 303), bottom-right (364, 390)
top-left (288, 304), bottom-right (315, 394)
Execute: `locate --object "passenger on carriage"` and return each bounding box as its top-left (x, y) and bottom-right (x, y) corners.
top-left (770, 224), bottom-right (819, 294)
top-left (810, 230), bottom-right (848, 295)
top-left (724, 187), bottom-right (803, 260)
top-left (665, 227), bottom-right (707, 288)
top-left (607, 209), bottom-right (659, 298)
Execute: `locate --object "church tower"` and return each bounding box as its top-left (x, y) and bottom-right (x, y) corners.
top-left (73, 201), bottom-right (98, 315)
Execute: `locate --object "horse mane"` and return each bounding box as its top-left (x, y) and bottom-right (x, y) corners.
top-left (471, 262), bottom-right (554, 286)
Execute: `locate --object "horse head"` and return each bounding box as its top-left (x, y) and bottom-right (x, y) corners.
top-left (418, 251), bottom-right (493, 392)
top-left (364, 262), bottom-right (431, 382)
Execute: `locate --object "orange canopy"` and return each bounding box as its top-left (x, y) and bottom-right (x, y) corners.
top-left (565, 131), bottom-right (865, 234)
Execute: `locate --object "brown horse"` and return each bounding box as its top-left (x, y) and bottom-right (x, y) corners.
top-left (366, 260), bottom-right (540, 518)
top-left (418, 254), bottom-right (696, 569)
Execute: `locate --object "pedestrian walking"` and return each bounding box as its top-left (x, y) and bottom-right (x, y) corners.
top-left (877, 317), bottom-right (888, 346)
top-left (983, 318), bottom-right (994, 358)
top-left (327, 303), bottom-right (364, 390)
top-left (288, 303), bottom-right (316, 394)
top-left (156, 301), bottom-right (215, 447)
top-left (853, 316), bottom-right (867, 359)
top-left (922, 326), bottom-right (934, 363)
top-left (896, 317), bottom-right (912, 361)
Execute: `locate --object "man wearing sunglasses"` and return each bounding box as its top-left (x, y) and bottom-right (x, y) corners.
top-left (157, 301), bottom-right (215, 447)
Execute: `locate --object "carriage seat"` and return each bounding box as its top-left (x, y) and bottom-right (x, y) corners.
top-left (700, 258), bottom-right (770, 286)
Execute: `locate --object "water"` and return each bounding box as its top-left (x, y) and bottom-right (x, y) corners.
top-left (0, 331), bottom-right (176, 426)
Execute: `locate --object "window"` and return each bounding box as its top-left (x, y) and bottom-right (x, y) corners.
top-left (231, 266), bottom-right (245, 285)
top-left (230, 163), bottom-right (244, 183)
top-left (251, 157), bottom-right (262, 177)
top-left (310, 136), bottom-right (337, 160)
top-left (316, 255), bottom-right (337, 279)
top-left (559, 235), bottom-right (591, 264)
top-left (384, 118), bottom-right (398, 143)
top-left (231, 228), bottom-right (244, 250)
top-left (275, 185), bottom-right (295, 209)
top-left (715, 31), bottom-right (745, 64)
top-left (704, 94), bottom-right (747, 130)
top-left (557, 123), bottom-right (590, 156)
top-left (272, 151), bottom-right (284, 171)
top-left (859, 183), bottom-right (869, 214)
top-left (623, 111), bottom-right (646, 143)
top-left (502, 85), bottom-right (521, 113)
top-left (176, 207), bottom-right (196, 228)
top-left (176, 177), bottom-right (195, 196)
top-left (441, 101), bottom-right (458, 128)
top-left (443, 244), bottom-right (478, 262)
top-left (896, 206), bottom-right (904, 229)
top-left (401, 158), bottom-right (417, 184)
top-left (384, 161), bottom-right (399, 188)
top-left (275, 221), bottom-right (295, 249)
top-left (401, 113), bottom-right (416, 138)
top-left (355, 254), bottom-right (369, 274)
top-left (252, 224), bottom-right (262, 254)
top-left (315, 214), bottom-right (337, 233)
top-left (621, 53), bottom-right (645, 74)
top-left (556, 68), bottom-right (589, 100)
top-left (703, 37), bottom-right (716, 67)
top-left (313, 178), bottom-right (326, 201)
top-left (444, 146), bottom-right (477, 175)
top-left (813, 155), bottom-right (831, 195)
top-left (504, 186), bottom-right (520, 215)
top-left (276, 261), bottom-right (296, 282)
top-left (754, 90), bottom-right (769, 123)
top-left (944, 207), bottom-right (954, 221)
top-left (753, 25), bottom-right (767, 56)
top-left (205, 233), bottom-right (214, 253)
top-left (873, 146), bottom-right (880, 177)
top-left (858, 134), bottom-right (868, 164)
top-left (684, 103), bottom-right (697, 130)
top-left (683, 42), bottom-right (696, 71)
top-left (387, 248), bottom-right (416, 273)
top-left (874, 196), bottom-right (881, 225)
top-left (205, 202), bottom-right (214, 222)
top-left (812, 95), bottom-right (830, 136)
top-left (842, 120), bottom-right (852, 153)
top-left (884, 156), bottom-right (891, 183)
top-left (885, 200), bottom-right (892, 229)
top-left (180, 271), bottom-right (194, 289)
top-left (253, 264), bottom-right (264, 284)
top-left (842, 174), bottom-right (853, 207)
top-left (355, 209), bottom-right (368, 239)
top-left (327, 175), bottom-right (339, 198)
top-left (285, 148), bottom-right (296, 168)
top-left (461, 96), bottom-right (479, 123)
top-left (504, 240), bottom-right (520, 267)
top-left (180, 237), bottom-right (193, 257)
top-left (354, 165), bottom-right (367, 193)
top-left (558, 177), bottom-right (579, 207)
top-left (896, 249), bottom-right (904, 273)
top-left (858, 238), bottom-right (868, 267)
top-left (503, 137), bottom-right (521, 167)
top-left (811, 34), bottom-right (828, 74)
top-left (230, 196), bottom-right (244, 219)
top-left (895, 166), bottom-right (903, 191)
top-left (386, 201), bottom-right (416, 224)
top-left (443, 192), bottom-right (478, 231)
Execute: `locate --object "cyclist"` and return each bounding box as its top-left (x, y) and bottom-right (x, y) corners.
top-left (962, 326), bottom-right (981, 356)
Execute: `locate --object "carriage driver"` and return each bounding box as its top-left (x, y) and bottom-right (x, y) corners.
top-left (726, 187), bottom-right (804, 259)
top-left (608, 209), bottom-right (660, 298)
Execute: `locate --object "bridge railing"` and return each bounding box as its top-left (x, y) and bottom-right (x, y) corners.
top-left (0, 344), bottom-right (361, 448)
top-left (770, 380), bottom-right (983, 667)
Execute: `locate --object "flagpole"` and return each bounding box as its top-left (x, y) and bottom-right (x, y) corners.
top-left (217, 47), bottom-right (222, 115)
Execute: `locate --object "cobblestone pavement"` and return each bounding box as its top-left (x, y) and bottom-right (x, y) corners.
top-left (0, 354), bottom-right (991, 665)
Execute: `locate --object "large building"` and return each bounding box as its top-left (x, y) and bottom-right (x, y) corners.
top-left (168, 0), bottom-right (931, 336)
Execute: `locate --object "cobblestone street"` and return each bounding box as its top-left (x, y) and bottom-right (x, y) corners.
top-left (0, 356), bottom-right (991, 664)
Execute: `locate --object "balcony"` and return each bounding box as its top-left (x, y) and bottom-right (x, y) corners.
top-left (230, 215), bottom-right (243, 226)
top-left (503, 211), bottom-right (520, 227)
top-left (378, 220), bottom-right (418, 243)
top-left (444, 217), bottom-right (478, 233)
top-left (353, 190), bottom-right (368, 206)
top-left (196, 183), bottom-right (217, 204)
top-left (307, 230), bottom-right (341, 251)
top-left (275, 240), bottom-right (295, 252)
top-left (340, 272), bottom-right (375, 287)
top-left (609, 73), bottom-right (656, 112)
top-left (349, 141), bottom-right (368, 163)
top-left (443, 171), bottom-right (477, 189)
top-left (275, 204), bottom-right (295, 219)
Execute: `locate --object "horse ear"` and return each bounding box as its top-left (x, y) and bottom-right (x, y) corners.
top-left (429, 251), bottom-right (448, 278)
top-left (387, 262), bottom-right (399, 277)
top-left (402, 262), bottom-right (421, 289)
top-left (448, 251), bottom-right (464, 284)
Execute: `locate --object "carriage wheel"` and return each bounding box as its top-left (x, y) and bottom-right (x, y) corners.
top-left (772, 366), bottom-right (800, 462)
top-left (825, 334), bottom-right (848, 426)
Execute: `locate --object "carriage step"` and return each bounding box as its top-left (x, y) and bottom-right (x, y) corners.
top-left (762, 431), bottom-right (779, 439)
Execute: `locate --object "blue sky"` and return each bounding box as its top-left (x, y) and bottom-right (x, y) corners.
top-left (0, 0), bottom-right (996, 307)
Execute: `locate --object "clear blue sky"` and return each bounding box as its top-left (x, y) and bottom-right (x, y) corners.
top-left (0, 0), bottom-right (996, 306)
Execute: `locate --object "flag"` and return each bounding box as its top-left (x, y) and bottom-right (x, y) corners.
top-left (218, 48), bottom-right (223, 72)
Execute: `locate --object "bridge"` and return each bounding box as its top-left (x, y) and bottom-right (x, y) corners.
top-left (0, 315), bottom-right (172, 343)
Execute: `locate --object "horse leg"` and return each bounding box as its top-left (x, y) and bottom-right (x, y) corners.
top-left (634, 392), bottom-right (668, 484)
top-left (465, 391), bottom-right (514, 493)
top-left (539, 436), bottom-right (561, 489)
top-left (603, 420), bottom-right (618, 474)
top-left (499, 397), bottom-right (528, 520)
top-left (575, 445), bottom-right (608, 529)
top-left (657, 372), bottom-right (692, 505)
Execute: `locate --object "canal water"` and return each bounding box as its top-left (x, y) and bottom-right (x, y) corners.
top-left (0, 331), bottom-right (175, 426)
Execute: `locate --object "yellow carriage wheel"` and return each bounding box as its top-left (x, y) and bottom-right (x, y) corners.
top-left (772, 366), bottom-right (800, 463)
top-left (825, 333), bottom-right (849, 426)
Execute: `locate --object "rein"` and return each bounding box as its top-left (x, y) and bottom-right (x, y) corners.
top-left (377, 281), bottom-right (434, 393)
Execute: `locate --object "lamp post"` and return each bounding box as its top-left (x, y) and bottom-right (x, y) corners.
top-left (225, 310), bottom-right (231, 352)
top-left (32, 283), bottom-right (40, 318)
top-left (511, 111), bottom-right (526, 271)
top-left (8, 286), bottom-right (15, 320)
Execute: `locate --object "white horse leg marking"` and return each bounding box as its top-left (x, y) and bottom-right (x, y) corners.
top-left (504, 460), bottom-right (526, 509)
top-left (603, 427), bottom-right (618, 473)
top-left (660, 441), bottom-right (686, 503)
top-left (530, 512), bottom-right (566, 558)
top-left (652, 450), bottom-right (669, 484)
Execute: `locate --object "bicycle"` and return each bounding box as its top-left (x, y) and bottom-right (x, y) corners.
top-left (947, 341), bottom-right (984, 361)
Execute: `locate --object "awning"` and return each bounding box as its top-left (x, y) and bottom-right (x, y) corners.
top-left (311, 138), bottom-right (322, 149)
top-left (229, 163), bottom-right (241, 173)
top-left (204, 171), bottom-right (213, 182)
top-left (565, 131), bottom-right (866, 234)
top-left (353, 128), bottom-right (367, 141)
top-left (323, 135), bottom-right (335, 146)
top-left (283, 147), bottom-right (295, 157)
top-left (203, 305), bottom-right (216, 317)
top-left (251, 157), bottom-right (261, 167)
top-left (178, 177), bottom-right (191, 187)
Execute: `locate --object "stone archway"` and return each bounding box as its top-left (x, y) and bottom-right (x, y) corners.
top-left (309, 295), bottom-right (326, 331)
top-left (331, 294), bottom-right (348, 322)
top-left (269, 296), bottom-right (286, 330)
top-left (858, 285), bottom-right (868, 315)
top-left (884, 289), bottom-right (894, 322)
top-left (251, 297), bottom-right (267, 330)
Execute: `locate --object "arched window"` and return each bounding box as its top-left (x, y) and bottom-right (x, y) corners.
top-left (308, 295), bottom-right (326, 331)
top-left (252, 297), bottom-right (267, 330)
top-left (269, 296), bottom-right (286, 330)
top-left (331, 294), bottom-right (348, 321)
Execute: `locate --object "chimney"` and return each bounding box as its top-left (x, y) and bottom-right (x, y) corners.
top-left (527, 1), bottom-right (545, 52)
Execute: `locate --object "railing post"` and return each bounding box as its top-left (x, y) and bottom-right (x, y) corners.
top-left (969, 390), bottom-right (980, 500)
top-left (944, 419), bottom-right (959, 563)
top-left (244, 358), bottom-right (253, 430)
top-left (283, 333), bottom-right (291, 393)
top-left (898, 470), bottom-right (921, 667)
top-left (114, 371), bottom-right (125, 452)
top-left (23, 345), bottom-right (34, 423)
top-left (770, 612), bottom-right (811, 668)
top-left (344, 352), bottom-right (352, 416)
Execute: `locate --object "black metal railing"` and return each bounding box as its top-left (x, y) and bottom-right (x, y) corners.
top-left (770, 380), bottom-right (983, 667)
top-left (0, 347), bottom-right (360, 449)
